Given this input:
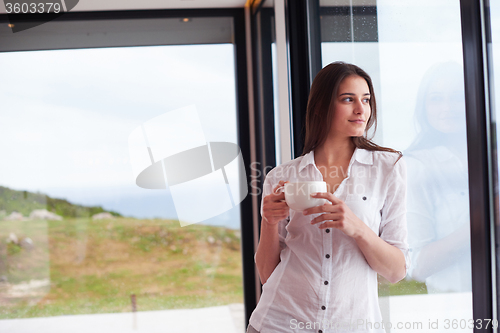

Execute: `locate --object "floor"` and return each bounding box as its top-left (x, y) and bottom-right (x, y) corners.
top-left (0, 293), bottom-right (474, 333)
top-left (0, 303), bottom-right (246, 333)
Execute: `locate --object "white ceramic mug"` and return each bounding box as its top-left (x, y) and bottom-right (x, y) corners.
top-left (284, 181), bottom-right (328, 211)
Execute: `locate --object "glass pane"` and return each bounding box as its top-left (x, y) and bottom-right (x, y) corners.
top-left (320, 0), bottom-right (472, 330)
top-left (0, 20), bottom-right (244, 333)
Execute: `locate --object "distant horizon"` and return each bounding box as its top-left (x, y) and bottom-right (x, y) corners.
top-left (0, 184), bottom-right (242, 230)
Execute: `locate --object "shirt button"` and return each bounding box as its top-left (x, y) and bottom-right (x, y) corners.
top-left (325, 254), bottom-right (330, 258)
top-left (324, 281), bottom-right (328, 285)
top-left (325, 229), bottom-right (330, 233)
top-left (321, 305), bottom-right (326, 310)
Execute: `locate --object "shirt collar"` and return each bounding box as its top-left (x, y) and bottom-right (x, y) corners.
top-left (298, 149), bottom-right (316, 173)
top-left (355, 147), bottom-right (374, 165)
top-left (299, 147), bottom-right (373, 173)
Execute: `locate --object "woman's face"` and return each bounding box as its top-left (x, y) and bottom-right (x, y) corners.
top-left (329, 75), bottom-right (371, 139)
top-left (425, 76), bottom-right (466, 134)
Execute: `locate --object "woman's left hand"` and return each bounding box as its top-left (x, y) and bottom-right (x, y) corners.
top-left (303, 192), bottom-right (367, 239)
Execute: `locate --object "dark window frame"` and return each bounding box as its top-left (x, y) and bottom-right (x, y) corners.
top-left (460, 0), bottom-right (497, 330)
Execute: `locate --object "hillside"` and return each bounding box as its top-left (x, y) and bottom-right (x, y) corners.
top-left (0, 186), bottom-right (121, 219)
top-left (0, 217), bottom-right (243, 319)
top-left (0, 215), bottom-right (427, 320)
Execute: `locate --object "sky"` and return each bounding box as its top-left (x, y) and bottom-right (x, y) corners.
top-left (0, 44), bottom-right (242, 229)
top-left (1, 0), bottom-right (500, 230)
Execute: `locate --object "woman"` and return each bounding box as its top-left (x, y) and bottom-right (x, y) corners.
top-left (247, 62), bottom-right (410, 333)
top-left (404, 62), bottom-right (471, 293)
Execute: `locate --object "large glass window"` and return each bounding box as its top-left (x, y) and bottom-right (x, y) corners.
top-left (0, 16), bottom-right (245, 333)
top-left (320, 0), bottom-right (472, 330)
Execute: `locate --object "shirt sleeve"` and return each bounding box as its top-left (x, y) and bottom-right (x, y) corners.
top-left (379, 156), bottom-right (411, 276)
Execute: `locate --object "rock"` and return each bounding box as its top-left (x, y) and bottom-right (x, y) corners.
top-left (4, 212), bottom-right (24, 221)
top-left (8, 279), bottom-right (50, 297)
top-left (29, 209), bottom-right (62, 221)
top-left (92, 212), bottom-right (114, 220)
top-left (6, 232), bottom-right (18, 244)
top-left (20, 237), bottom-right (34, 250)
top-left (207, 236), bottom-right (215, 244)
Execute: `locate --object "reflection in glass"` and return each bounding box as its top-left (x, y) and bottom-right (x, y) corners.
top-left (404, 62), bottom-right (471, 294)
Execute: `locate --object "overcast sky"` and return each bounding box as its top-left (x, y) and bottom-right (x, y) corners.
top-left (1, 0), bottom-right (499, 226)
top-left (0, 44), bottom-right (238, 191)
top-left (0, 44), bottom-right (243, 227)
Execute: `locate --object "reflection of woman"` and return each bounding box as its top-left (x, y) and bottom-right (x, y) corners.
top-left (405, 62), bottom-right (472, 293)
top-left (247, 62), bottom-right (409, 333)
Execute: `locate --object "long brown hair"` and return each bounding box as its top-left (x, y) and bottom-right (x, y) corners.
top-left (302, 61), bottom-right (401, 159)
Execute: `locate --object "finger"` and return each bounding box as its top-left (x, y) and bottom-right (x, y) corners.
top-left (264, 207), bottom-right (289, 216)
top-left (318, 220), bottom-right (342, 229)
top-left (272, 201), bottom-right (290, 209)
top-left (272, 183), bottom-right (283, 194)
top-left (273, 180), bottom-right (290, 194)
top-left (310, 213), bottom-right (340, 225)
top-left (310, 192), bottom-right (342, 204)
top-left (318, 222), bottom-right (331, 229)
top-left (264, 194), bottom-right (287, 204)
top-left (303, 202), bottom-right (336, 215)
top-left (264, 212), bottom-right (289, 221)
top-left (306, 204), bottom-right (342, 215)
top-left (263, 202), bottom-right (289, 211)
top-left (267, 191), bottom-right (286, 202)
top-left (268, 201), bottom-right (288, 209)
top-left (273, 180), bottom-right (288, 192)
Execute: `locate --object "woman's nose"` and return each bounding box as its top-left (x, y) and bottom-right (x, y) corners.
top-left (354, 99), bottom-right (366, 113)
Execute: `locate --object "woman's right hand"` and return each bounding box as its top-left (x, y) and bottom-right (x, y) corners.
top-left (262, 180), bottom-right (290, 225)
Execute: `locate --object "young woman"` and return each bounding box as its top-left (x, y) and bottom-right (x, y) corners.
top-left (247, 62), bottom-right (410, 333)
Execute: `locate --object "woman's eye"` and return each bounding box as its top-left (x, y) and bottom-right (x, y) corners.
top-left (343, 97), bottom-right (353, 102)
top-left (363, 98), bottom-right (370, 103)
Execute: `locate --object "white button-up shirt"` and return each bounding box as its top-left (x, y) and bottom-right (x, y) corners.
top-left (249, 147), bottom-right (410, 333)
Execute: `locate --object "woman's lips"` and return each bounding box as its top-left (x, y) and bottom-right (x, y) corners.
top-left (349, 119), bottom-right (365, 124)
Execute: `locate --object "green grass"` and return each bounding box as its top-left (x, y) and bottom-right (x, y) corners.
top-left (0, 217), bottom-right (243, 319)
top-left (378, 275), bottom-right (428, 297)
top-left (0, 216), bottom-right (425, 320)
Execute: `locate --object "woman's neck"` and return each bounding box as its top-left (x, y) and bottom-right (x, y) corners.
top-left (315, 137), bottom-right (356, 166)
